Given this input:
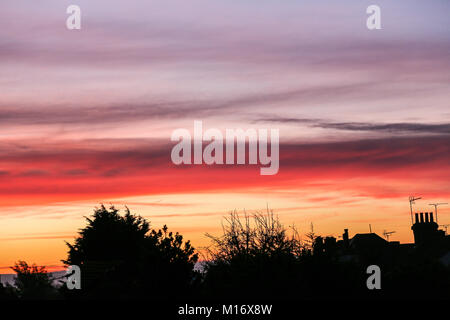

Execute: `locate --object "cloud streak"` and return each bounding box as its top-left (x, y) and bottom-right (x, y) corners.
top-left (0, 135), bottom-right (448, 207)
top-left (257, 117), bottom-right (450, 135)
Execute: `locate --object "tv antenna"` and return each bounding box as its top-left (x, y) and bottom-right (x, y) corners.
top-left (383, 230), bottom-right (396, 241)
top-left (429, 203), bottom-right (448, 224)
top-left (409, 196), bottom-right (422, 225)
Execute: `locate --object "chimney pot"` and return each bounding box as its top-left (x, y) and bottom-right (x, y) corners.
top-left (430, 212), bottom-right (434, 223)
top-left (343, 229), bottom-right (349, 248)
top-left (420, 212), bottom-right (424, 223)
top-left (425, 212), bottom-right (429, 223)
top-left (415, 213), bottom-right (419, 224)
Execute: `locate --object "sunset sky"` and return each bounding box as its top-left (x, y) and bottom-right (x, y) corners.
top-left (0, 0), bottom-right (449, 272)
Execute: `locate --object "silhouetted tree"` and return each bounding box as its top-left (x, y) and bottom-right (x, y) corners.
top-left (303, 223), bottom-right (316, 255)
top-left (62, 205), bottom-right (198, 299)
top-left (202, 210), bottom-right (304, 299)
top-left (11, 261), bottom-right (60, 300)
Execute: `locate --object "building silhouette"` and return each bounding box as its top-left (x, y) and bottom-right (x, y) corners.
top-left (334, 213), bottom-right (450, 267)
top-left (411, 212), bottom-right (446, 247)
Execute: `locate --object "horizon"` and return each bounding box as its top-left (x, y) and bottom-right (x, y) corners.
top-left (1, 0), bottom-right (449, 272)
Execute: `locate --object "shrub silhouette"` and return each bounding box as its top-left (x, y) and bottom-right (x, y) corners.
top-left (62, 205), bottom-right (198, 299)
top-left (11, 261), bottom-right (60, 300)
top-left (202, 210), bottom-right (305, 299)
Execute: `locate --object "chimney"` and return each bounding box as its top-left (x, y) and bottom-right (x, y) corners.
top-left (425, 212), bottom-right (429, 223)
top-left (415, 213), bottom-right (419, 224)
top-left (420, 212), bottom-right (424, 223)
top-left (430, 212), bottom-right (434, 223)
top-left (343, 229), bottom-right (349, 248)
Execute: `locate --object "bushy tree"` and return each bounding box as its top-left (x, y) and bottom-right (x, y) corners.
top-left (202, 210), bottom-right (304, 298)
top-left (62, 205), bottom-right (198, 299)
top-left (206, 210), bottom-right (303, 260)
top-left (12, 261), bottom-right (59, 299)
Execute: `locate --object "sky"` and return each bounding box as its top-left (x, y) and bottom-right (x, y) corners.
top-left (0, 0), bottom-right (449, 272)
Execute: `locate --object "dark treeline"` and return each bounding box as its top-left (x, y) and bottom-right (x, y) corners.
top-left (0, 205), bottom-right (449, 300)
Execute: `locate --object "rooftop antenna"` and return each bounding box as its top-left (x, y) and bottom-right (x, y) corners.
top-left (369, 224), bottom-right (372, 233)
top-left (383, 230), bottom-right (396, 241)
top-left (439, 224), bottom-right (449, 235)
top-left (429, 203), bottom-right (448, 224)
top-left (409, 196), bottom-right (422, 225)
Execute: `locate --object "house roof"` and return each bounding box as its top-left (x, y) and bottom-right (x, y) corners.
top-left (350, 233), bottom-right (388, 249)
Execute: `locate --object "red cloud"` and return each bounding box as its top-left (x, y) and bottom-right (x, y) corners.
top-left (0, 135), bottom-right (448, 207)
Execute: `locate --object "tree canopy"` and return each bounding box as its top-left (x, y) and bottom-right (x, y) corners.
top-left (62, 205), bottom-right (198, 299)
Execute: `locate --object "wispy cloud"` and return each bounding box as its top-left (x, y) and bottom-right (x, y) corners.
top-left (257, 117), bottom-right (450, 135)
top-left (316, 122), bottom-right (450, 134)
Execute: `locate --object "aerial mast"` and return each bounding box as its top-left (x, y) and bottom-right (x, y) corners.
top-left (409, 196), bottom-right (422, 225)
top-left (383, 230), bottom-right (396, 241)
top-left (429, 203), bottom-right (448, 224)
